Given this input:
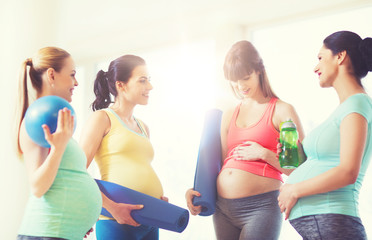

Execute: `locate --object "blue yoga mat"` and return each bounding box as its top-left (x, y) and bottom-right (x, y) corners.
top-left (95, 179), bottom-right (189, 233)
top-left (192, 109), bottom-right (222, 216)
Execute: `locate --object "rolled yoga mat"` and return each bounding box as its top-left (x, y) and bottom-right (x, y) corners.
top-left (192, 109), bottom-right (222, 216)
top-left (95, 179), bottom-right (189, 233)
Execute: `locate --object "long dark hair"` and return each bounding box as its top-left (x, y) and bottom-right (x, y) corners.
top-left (323, 31), bottom-right (372, 82)
top-left (92, 55), bottom-right (146, 111)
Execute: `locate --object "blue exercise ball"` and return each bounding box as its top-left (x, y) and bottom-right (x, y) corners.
top-left (24, 95), bottom-right (77, 148)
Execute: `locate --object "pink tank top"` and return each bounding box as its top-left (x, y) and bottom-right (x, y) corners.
top-left (221, 98), bottom-right (283, 182)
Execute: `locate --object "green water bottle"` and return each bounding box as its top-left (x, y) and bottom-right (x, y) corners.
top-left (279, 119), bottom-right (299, 169)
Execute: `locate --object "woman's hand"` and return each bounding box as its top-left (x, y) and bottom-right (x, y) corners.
top-left (276, 141), bottom-right (282, 158)
top-left (84, 227), bottom-right (94, 238)
top-left (185, 188), bottom-right (202, 216)
top-left (277, 184), bottom-right (299, 220)
top-left (278, 139), bottom-right (307, 166)
top-left (43, 108), bottom-right (74, 149)
top-left (160, 196), bottom-right (169, 202)
top-left (232, 141), bottom-right (266, 161)
top-left (110, 203), bottom-right (143, 226)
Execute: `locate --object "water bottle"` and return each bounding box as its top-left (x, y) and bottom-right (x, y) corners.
top-left (279, 119), bottom-right (299, 169)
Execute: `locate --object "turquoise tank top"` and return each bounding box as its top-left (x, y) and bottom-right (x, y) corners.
top-left (287, 94), bottom-right (372, 220)
top-left (18, 139), bottom-right (102, 240)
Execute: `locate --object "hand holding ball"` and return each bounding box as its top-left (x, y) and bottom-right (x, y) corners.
top-left (24, 96), bottom-right (76, 148)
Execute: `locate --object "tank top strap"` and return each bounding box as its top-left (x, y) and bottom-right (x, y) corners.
top-left (262, 98), bottom-right (278, 125)
top-left (101, 108), bottom-right (114, 121)
top-left (101, 108), bottom-right (117, 125)
top-left (228, 102), bottom-right (242, 130)
top-left (134, 118), bottom-right (149, 138)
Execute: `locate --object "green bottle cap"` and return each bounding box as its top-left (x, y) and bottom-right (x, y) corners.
top-left (280, 120), bottom-right (296, 130)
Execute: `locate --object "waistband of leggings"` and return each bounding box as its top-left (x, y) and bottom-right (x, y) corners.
top-left (217, 190), bottom-right (279, 204)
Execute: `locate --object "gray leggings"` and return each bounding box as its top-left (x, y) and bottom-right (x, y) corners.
top-left (290, 214), bottom-right (367, 240)
top-left (213, 190), bottom-right (282, 240)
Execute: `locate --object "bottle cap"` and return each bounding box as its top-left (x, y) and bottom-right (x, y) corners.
top-left (280, 120), bottom-right (296, 130)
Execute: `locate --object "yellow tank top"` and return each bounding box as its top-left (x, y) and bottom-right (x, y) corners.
top-left (95, 109), bottom-right (163, 199)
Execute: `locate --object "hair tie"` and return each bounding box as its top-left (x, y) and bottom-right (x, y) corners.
top-left (103, 71), bottom-right (110, 81)
top-left (26, 58), bottom-right (33, 67)
top-left (99, 70), bottom-right (107, 78)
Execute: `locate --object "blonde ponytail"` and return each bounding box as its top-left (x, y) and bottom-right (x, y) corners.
top-left (14, 47), bottom-right (71, 158)
top-left (14, 59), bottom-right (31, 157)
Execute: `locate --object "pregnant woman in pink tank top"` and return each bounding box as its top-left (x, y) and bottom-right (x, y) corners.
top-left (186, 41), bottom-right (305, 240)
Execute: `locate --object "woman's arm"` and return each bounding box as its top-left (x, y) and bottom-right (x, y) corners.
top-left (79, 111), bottom-right (110, 168)
top-left (274, 100), bottom-right (305, 141)
top-left (20, 108), bottom-right (74, 197)
top-left (278, 113), bottom-right (367, 219)
top-left (274, 101), bottom-right (306, 174)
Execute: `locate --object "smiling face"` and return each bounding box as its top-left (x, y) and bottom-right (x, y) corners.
top-left (314, 45), bottom-right (339, 88)
top-left (123, 65), bottom-right (153, 105)
top-left (230, 71), bottom-right (261, 99)
top-left (52, 56), bottom-right (78, 102)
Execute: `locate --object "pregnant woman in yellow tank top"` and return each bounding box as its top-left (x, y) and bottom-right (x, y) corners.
top-left (80, 55), bottom-right (166, 240)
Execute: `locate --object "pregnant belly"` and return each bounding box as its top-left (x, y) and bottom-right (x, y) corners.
top-left (217, 168), bottom-right (282, 199)
top-left (104, 164), bottom-right (164, 199)
top-left (33, 172), bottom-right (103, 238)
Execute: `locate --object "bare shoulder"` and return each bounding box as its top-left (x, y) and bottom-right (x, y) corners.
top-left (222, 104), bottom-right (237, 118)
top-left (89, 110), bottom-right (110, 124)
top-left (221, 105), bottom-right (236, 130)
top-left (19, 120), bottom-right (48, 159)
top-left (274, 99), bottom-right (296, 116)
top-left (84, 110), bottom-right (111, 135)
top-left (222, 106), bottom-right (235, 120)
top-left (273, 99), bottom-right (302, 129)
top-left (19, 120), bottom-right (36, 151)
top-left (273, 99), bottom-right (305, 139)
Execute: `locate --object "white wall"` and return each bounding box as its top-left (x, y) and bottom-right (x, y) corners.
top-left (0, 1), bottom-right (59, 239)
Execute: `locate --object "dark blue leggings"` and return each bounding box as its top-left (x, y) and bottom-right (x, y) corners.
top-left (95, 220), bottom-right (159, 240)
top-left (290, 214), bottom-right (367, 240)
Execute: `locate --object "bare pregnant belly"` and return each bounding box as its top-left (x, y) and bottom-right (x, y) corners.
top-left (217, 168), bottom-right (282, 199)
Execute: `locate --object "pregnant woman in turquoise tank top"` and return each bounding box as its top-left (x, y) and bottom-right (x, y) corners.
top-left (14, 47), bottom-right (102, 240)
top-left (278, 31), bottom-right (372, 239)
